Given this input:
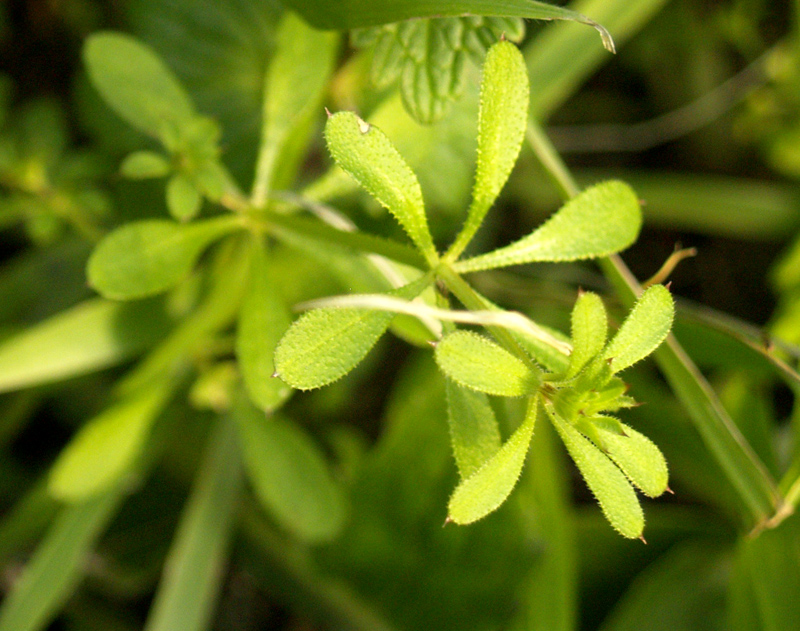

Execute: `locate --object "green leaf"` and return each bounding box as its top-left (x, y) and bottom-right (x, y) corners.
top-left (48, 383), bottom-right (172, 502)
top-left (447, 397), bottom-right (536, 524)
top-left (233, 397), bottom-right (346, 543)
top-left (0, 298), bottom-right (172, 393)
top-left (594, 422), bottom-right (669, 498)
top-left (274, 278), bottom-right (427, 390)
top-left (446, 380), bottom-right (502, 479)
top-left (454, 180), bottom-right (642, 273)
top-left (602, 284), bottom-right (674, 373)
top-left (282, 0), bottom-right (614, 52)
top-left (84, 32), bottom-right (194, 137)
top-left (547, 403), bottom-right (643, 539)
top-left (87, 216), bottom-right (242, 300)
top-left (566, 291), bottom-right (607, 378)
top-left (236, 239), bottom-right (292, 412)
top-left (0, 490), bottom-right (124, 631)
top-left (144, 418), bottom-right (242, 631)
top-left (435, 330), bottom-right (538, 397)
top-left (251, 11), bottom-right (339, 205)
top-left (120, 150), bottom-right (171, 179)
top-left (324, 111), bottom-right (437, 263)
top-left (166, 173), bottom-right (203, 221)
top-left (352, 17), bottom-right (524, 125)
top-left (448, 39), bottom-right (529, 258)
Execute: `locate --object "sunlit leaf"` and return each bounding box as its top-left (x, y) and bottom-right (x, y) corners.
top-left (449, 39), bottom-right (529, 258)
top-left (566, 291), bottom-right (607, 378)
top-left (448, 397), bottom-right (537, 524)
top-left (454, 180), bottom-right (641, 272)
top-left (446, 380), bottom-right (501, 479)
top-left (48, 383), bottom-right (172, 501)
top-left (547, 403), bottom-right (643, 539)
top-left (324, 111), bottom-right (437, 263)
top-left (593, 421), bottom-right (668, 498)
top-left (233, 397), bottom-right (346, 543)
top-left (435, 330), bottom-right (539, 397)
top-left (602, 283), bottom-right (674, 373)
top-left (84, 32), bottom-right (194, 137)
top-left (87, 216), bottom-right (242, 300)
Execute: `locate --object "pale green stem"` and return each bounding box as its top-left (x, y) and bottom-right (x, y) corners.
top-left (526, 117), bottom-right (785, 529)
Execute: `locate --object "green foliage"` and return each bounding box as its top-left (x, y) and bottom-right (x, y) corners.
top-left (1, 1), bottom-right (798, 629)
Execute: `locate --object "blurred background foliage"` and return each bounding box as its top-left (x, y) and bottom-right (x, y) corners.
top-left (1, 0), bottom-right (800, 630)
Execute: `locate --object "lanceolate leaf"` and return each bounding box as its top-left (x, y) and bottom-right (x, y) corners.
top-left (84, 32), bottom-right (195, 137)
top-left (281, 0), bottom-right (614, 52)
top-left (566, 291), bottom-right (607, 378)
top-left (48, 383), bottom-right (173, 502)
top-left (546, 403), bottom-right (643, 539)
top-left (324, 111), bottom-right (438, 263)
top-left (596, 422), bottom-right (669, 498)
top-left (274, 277), bottom-right (429, 390)
top-left (449, 40), bottom-right (529, 259)
top-left (446, 380), bottom-right (502, 479)
top-left (448, 397), bottom-right (537, 524)
top-left (602, 283), bottom-right (674, 373)
top-left (233, 398), bottom-right (346, 543)
top-left (236, 240), bottom-right (292, 412)
top-left (87, 216), bottom-right (242, 300)
top-left (435, 330), bottom-right (539, 397)
top-left (454, 180), bottom-right (641, 273)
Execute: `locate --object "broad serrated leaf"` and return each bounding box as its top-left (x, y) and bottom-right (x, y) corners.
top-left (547, 403), bottom-right (643, 539)
top-left (282, 0), bottom-right (614, 53)
top-left (48, 383), bottom-right (172, 502)
top-left (233, 397), bottom-right (346, 543)
top-left (454, 181), bottom-right (641, 273)
top-left (447, 397), bottom-right (536, 524)
top-left (236, 240), bottom-right (292, 412)
top-left (87, 216), bottom-right (242, 300)
top-left (602, 283), bottom-right (674, 373)
top-left (449, 39), bottom-right (528, 257)
top-left (84, 32), bottom-right (194, 137)
top-left (566, 291), bottom-right (607, 378)
top-left (324, 111), bottom-right (437, 262)
top-left (120, 151), bottom-right (171, 179)
top-left (595, 422), bottom-right (669, 498)
top-left (144, 418), bottom-right (242, 631)
top-left (166, 173), bottom-right (203, 221)
top-left (274, 278), bottom-right (427, 390)
top-left (435, 330), bottom-right (538, 397)
top-left (0, 298), bottom-right (172, 393)
top-left (252, 11), bottom-right (339, 205)
top-left (446, 380), bottom-right (502, 479)
top-left (352, 17), bottom-right (524, 125)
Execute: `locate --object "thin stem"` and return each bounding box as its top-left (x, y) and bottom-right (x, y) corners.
top-left (527, 117), bottom-right (785, 529)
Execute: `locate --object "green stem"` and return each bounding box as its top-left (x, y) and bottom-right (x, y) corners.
top-left (526, 117), bottom-right (784, 529)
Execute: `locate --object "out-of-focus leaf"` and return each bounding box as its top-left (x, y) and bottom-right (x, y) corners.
top-left (455, 181), bottom-right (641, 272)
top-left (448, 397), bottom-right (536, 524)
top-left (0, 298), bottom-right (172, 393)
top-left (324, 111), bottom-right (437, 262)
top-left (233, 397), bottom-right (346, 543)
top-left (446, 380), bottom-right (501, 479)
top-left (120, 151), bottom-right (171, 179)
top-left (435, 330), bottom-right (539, 397)
top-left (144, 418), bottom-right (242, 631)
top-left (352, 16), bottom-right (524, 124)
top-left (236, 239), bottom-right (292, 412)
top-left (282, 0), bottom-right (614, 53)
top-left (602, 284), bottom-right (674, 373)
top-left (87, 216), bottom-right (242, 300)
top-left (48, 382), bottom-right (173, 502)
top-left (547, 403), bottom-right (643, 539)
top-left (165, 173), bottom-right (202, 221)
top-left (0, 489), bottom-right (125, 631)
top-left (84, 32), bottom-right (194, 137)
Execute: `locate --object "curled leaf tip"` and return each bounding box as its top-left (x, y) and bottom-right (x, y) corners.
top-left (665, 486), bottom-right (675, 495)
top-left (271, 371), bottom-right (280, 379)
top-left (639, 535), bottom-right (647, 544)
top-left (443, 516), bottom-right (453, 527)
top-left (324, 107), bottom-right (332, 118)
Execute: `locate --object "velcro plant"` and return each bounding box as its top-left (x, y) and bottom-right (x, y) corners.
top-left (273, 39), bottom-right (675, 538)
